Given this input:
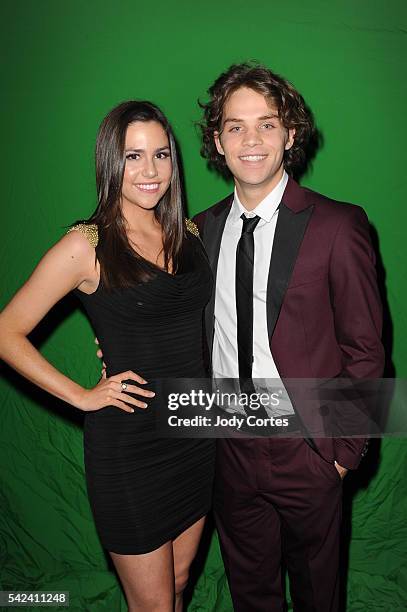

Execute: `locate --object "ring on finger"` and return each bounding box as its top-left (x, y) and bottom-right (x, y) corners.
top-left (121, 382), bottom-right (128, 391)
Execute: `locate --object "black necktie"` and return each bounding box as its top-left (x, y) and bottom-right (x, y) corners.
top-left (234, 212), bottom-right (299, 433)
top-left (236, 214), bottom-right (260, 391)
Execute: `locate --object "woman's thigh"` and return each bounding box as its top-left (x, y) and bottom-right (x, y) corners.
top-left (110, 541), bottom-right (174, 610)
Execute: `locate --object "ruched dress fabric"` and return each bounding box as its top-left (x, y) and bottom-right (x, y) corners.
top-left (74, 231), bottom-right (216, 554)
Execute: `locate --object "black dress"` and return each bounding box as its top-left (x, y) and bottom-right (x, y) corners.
top-left (72, 224), bottom-right (215, 554)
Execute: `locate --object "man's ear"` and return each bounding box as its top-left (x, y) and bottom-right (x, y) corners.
top-left (285, 127), bottom-right (296, 151)
top-left (214, 131), bottom-right (225, 156)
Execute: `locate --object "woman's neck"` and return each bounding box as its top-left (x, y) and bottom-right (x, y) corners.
top-left (121, 203), bottom-right (159, 233)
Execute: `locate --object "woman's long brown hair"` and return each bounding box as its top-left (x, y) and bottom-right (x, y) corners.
top-left (77, 101), bottom-right (185, 289)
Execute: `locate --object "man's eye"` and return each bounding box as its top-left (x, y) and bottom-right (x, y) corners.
top-left (229, 126), bottom-right (242, 132)
top-left (261, 123), bottom-right (275, 129)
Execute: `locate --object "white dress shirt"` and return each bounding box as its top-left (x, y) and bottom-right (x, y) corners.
top-left (212, 171), bottom-right (294, 416)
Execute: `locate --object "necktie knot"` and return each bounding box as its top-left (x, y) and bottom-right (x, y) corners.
top-left (240, 214), bottom-right (260, 234)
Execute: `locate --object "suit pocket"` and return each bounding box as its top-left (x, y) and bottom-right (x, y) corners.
top-left (307, 443), bottom-right (343, 486)
top-left (319, 456), bottom-right (343, 484)
top-left (286, 275), bottom-right (326, 290)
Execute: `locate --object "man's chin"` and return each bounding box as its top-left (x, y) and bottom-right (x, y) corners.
top-left (236, 176), bottom-right (280, 192)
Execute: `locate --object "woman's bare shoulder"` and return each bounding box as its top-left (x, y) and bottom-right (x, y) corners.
top-left (46, 223), bottom-right (99, 273)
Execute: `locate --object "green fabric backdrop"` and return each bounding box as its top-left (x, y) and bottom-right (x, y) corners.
top-left (1, 1), bottom-right (406, 610)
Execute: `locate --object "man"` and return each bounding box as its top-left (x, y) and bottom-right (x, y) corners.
top-left (193, 63), bottom-right (384, 611)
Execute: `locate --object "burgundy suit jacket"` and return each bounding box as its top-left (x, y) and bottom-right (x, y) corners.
top-left (193, 177), bottom-right (385, 470)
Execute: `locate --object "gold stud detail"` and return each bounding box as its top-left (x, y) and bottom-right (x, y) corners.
top-left (185, 218), bottom-right (199, 237)
top-left (67, 223), bottom-right (99, 247)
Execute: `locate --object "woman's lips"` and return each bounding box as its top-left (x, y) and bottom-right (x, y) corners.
top-left (135, 183), bottom-right (160, 193)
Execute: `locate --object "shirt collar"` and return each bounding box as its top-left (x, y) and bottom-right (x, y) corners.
top-left (231, 170), bottom-right (288, 223)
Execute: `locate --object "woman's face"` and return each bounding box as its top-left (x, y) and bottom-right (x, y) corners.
top-left (121, 120), bottom-right (172, 212)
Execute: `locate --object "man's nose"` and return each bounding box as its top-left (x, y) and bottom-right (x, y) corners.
top-left (242, 127), bottom-right (262, 147)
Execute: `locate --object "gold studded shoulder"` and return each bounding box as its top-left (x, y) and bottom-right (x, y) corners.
top-left (66, 223), bottom-right (98, 248)
top-left (185, 218), bottom-right (199, 237)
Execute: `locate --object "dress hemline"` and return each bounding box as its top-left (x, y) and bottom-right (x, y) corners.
top-left (104, 506), bottom-right (212, 555)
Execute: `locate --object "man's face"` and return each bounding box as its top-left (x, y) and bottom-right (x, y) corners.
top-left (214, 87), bottom-right (295, 202)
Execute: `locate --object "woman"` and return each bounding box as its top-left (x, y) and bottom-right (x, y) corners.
top-left (0, 101), bottom-right (215, 611)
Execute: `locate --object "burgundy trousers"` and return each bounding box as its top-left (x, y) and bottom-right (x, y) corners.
top-left (213, 437), bottom-right (343, 612)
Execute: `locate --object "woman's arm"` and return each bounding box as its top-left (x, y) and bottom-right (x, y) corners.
top-left (0, 231), bottom-right (150, 412)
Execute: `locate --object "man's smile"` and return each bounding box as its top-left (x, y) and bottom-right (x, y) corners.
top-left (238, 154), bottom-right (268, 162)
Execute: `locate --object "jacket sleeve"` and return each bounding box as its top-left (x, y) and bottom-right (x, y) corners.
top-left (328, 205), bottom-right (385, 469)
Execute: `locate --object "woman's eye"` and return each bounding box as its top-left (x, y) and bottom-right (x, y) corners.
top-left (156, 152), bottom-right (170, 159)
top-left (126, 153), bottom-right (140, 160)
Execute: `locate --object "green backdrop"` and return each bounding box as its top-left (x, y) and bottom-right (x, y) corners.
top-left (1, 1), bottom-right (406, 610)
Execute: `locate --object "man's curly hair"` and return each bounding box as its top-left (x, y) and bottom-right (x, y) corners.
top-left (199, 62), bottom-right (316, 178)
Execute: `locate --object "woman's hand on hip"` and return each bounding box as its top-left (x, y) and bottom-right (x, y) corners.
top-left (76, 370), bottom-right (155, 413)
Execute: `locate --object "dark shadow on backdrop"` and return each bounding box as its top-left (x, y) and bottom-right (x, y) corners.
top-left (339, 223), bottom-right (394, 611)
top-left (1, 293), bottom-right (87, 429)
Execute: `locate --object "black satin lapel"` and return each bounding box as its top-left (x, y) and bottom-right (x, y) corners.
top-left (266, 203), bottom-right (314, 340)
top-left (202, 205), bottom-right (231, 359)
top-left (202, 206), bottom-right (231, 270)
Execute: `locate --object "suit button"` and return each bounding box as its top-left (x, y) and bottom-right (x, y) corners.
top-left (319, 405), bottom-right (329, 417)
